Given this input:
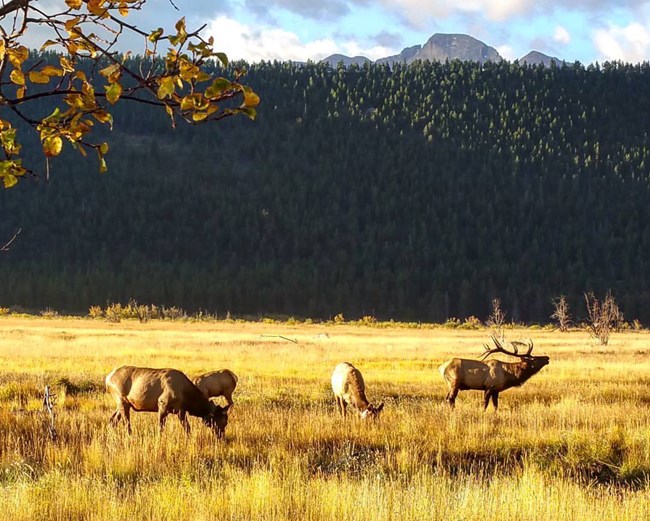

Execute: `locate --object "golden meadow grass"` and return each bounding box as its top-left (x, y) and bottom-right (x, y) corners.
top-left (1, 317), bottom-right (650, 520)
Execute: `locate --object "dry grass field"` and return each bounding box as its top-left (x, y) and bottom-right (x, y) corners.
top-left (1, 316), bottom-right (650, 520)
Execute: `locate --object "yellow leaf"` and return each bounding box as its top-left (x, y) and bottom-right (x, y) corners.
top-left (3, 173), bottom-right (18, 188)
top-left (92, 111), bottom-right (113, 126)
top-left (105, 82), bottom-right (122, 104)
top-left (87, 0), bottom-right (108, 17)
top-left (180, 96), bottom-right (195, 111)
top-left (7, 46), bottom-right (28, 67)
top-left (16, 87), bottom-right (25, 100)
top-left (244, 91), bottom-right (260, 107)
top-left (60, 56), bottom-right (75, 72)
top-left (175, 17), bottom-right (187, 34)
top-left (40, 39), bottom-right (58, 51)
top-left (192, 112), bottom-right (208, 122)
top-left (65, 0), bottom-right (83, 8)
top-left (119, 6), bottom-right (129, 16)
top-left (43, 136), bottom-right (63, 158)
top-left (29, 71), bottom-right (50, 84)
top-left (148, 28), bottom-right (164, 43)
top-left (100, 63), bottom-right (121, 79)
top-left (157, 76), bottom-right (176, 99)
top-left (99, 156), bottom-right (107, 173)
top-left (41, 65), bottom-right (64, 77)
top-left (65, 17), bottom-right (81, 32)
top-left (10, 70), bottom-right (25, 86)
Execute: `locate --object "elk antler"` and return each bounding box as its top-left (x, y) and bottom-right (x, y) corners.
top-left (480, 336), bottom-right (534, 360)
top-left (510, 339), bottom-right (534, 357)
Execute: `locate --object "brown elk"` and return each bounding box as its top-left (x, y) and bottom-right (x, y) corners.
top-left (106, 366), bottom-right (231, 438)
top-left (439, 337), bottom-right (549, 410)
top-left (193, 369), bottom-right (238, 406)
top-left (331, 362), bottom-right (384, 419)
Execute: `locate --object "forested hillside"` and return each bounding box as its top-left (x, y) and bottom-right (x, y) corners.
top-left (2, 56), bottom-right (650, 323)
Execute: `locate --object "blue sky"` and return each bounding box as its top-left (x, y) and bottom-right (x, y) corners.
top-left (11, 0), bottom-right (650, 63)
top-left (174, 0), bottom-right (650, 63)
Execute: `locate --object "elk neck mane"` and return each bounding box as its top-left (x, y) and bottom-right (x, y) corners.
top-left (348, 372), bottom-right (370, 410)
top-left (184, 385), bottom-right (214, 417)
top-left (502, 358), bottom-right (539, 387)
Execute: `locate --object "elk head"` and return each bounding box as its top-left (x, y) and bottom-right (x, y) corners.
top-left (481, 336), bottom-right (549, 370)
top-left (360, 402), bottom-right (384, 420)
top-left (203, 403), bottom-right (231, 438)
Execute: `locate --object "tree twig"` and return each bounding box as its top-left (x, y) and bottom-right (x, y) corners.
top-left (0, 228), bottom-right (21, 251)
top-left (261, 334), bottom-right (298, 344)
top-left (42, 385), bottom-right (58, 441)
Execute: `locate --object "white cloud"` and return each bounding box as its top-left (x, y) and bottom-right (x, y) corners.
top-left (554, 26), bottom-right (571, 45)
top-left (377, 0), bottom-right (534, 27)
top-left (206, 15), bottom-right (395, 62)
top-left (594, 22), bottom-right (650, 62)
top-left (496, 45), bottom-right (517, 60)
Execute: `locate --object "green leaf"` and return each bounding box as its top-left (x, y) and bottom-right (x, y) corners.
top-left (205, 77), bottom-right (231, 99)
top-left (215, 52), bottom-right (229, 67)
top-left (239, 107), bottom-right (257, 120)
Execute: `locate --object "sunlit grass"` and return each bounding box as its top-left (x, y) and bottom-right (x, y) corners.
top-left (1, 317), bottom-right (650, 519)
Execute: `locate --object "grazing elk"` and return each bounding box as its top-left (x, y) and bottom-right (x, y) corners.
top-left (331, 362), bottom-right (384, 419)
top-left (193, 369), bottom-right (238, 406)
top-left (439, 337), bottom-right (549, 410)
top-left (106, 366), bottom-right (231, 438)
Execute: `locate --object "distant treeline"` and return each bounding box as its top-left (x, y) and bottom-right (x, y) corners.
top-left (2, 56), bottom-right (650, 323)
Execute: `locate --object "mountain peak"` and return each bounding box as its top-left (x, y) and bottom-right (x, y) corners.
top-left (320, 54), bottom-right (371, 67)
top-left (320, 33), bottom-right (563, 68)
top-left (519, 50), bottom-right (563, 67)
top-left (413, 34), bottom-right (502, 64)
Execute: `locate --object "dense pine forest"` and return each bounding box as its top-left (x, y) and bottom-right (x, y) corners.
top-left (2, 55), bottom-right (650, 323)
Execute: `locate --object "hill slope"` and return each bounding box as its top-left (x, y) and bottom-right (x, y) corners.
top-left (1, 58), bottom-right (650, 322)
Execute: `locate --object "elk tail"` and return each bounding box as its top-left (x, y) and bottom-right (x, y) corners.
top-left (438, 360), bottom-right (451, 377)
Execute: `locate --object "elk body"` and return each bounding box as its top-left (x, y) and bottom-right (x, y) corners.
top-left (439, 338), bottom-right (549, 410)
top-left (331, 362), bottom-right (384, 419)
top-left (193, 369), bottom-right (238, 406)
top-left (105, 366), bottom-right (231, 437)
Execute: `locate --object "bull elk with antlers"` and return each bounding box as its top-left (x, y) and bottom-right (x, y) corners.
top-left (439, 337), bottom-right (549, 410)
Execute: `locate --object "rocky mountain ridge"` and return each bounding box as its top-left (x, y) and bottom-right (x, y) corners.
top-left (322, 33), bottom-right (562, 67)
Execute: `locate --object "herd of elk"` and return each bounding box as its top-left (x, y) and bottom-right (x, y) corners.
top-left (103, 336), bottom-right (548, 437)
top-left (105, 366), bottom-right (231, 438)
top-left (439, 336), bottom-right (549, 410)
